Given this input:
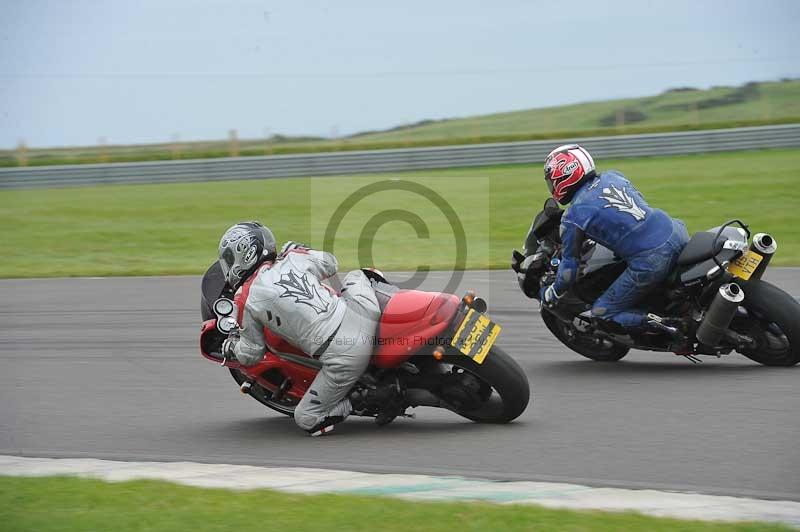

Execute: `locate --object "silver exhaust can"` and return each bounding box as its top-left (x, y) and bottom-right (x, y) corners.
top-left (749, 233), bottom-right (777, 281)
top-left (696, 283), bottom-right (745, 346)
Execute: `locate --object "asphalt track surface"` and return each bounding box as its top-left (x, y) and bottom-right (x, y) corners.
top-left (1, 269), bottom-right (798, 500)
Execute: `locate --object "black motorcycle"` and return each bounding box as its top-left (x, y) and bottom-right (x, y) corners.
top-left (512, 198), bottom-right (800, 366)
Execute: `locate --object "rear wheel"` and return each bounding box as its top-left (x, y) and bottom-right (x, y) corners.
top-left (733, 280), bottom-right (800, 366)
top-left (440, 346), bottom-right (530, 423)
top-left (541, 311), bottom-right (629, 362)
top-left (229, 368), bottom-right (298, 416)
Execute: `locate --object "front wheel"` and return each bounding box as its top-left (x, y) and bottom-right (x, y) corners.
top-left (733, 280), bottom-right (800, 366)
top-left (440, 346), bottom-right (530, 423)
top-left (541, 310), bottom-right (629, 362)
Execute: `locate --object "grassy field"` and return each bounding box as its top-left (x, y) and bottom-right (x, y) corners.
top-left (0, 148), bottom-right (798, 278)
top-left (0, 476), bottom-right (789, 532)
top-left (353, 80), bottom-right (800, 143)
top-left (1, 80), bottom-right (798, 167)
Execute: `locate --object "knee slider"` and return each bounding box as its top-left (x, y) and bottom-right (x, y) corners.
top-left (294, 408), bottom-right (318, 431)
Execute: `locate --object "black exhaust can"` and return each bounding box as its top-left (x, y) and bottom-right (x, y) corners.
top-left (696, 283), bottom-right (745, 346)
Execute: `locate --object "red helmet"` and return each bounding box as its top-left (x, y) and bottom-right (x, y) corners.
top-left (543, 144), bottom-right (596, 204)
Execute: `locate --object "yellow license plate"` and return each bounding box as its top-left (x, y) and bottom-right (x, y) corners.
top-left (727, 250), bottom-right (763, 280)
top-left (450, 308), bottom-right (502, 364)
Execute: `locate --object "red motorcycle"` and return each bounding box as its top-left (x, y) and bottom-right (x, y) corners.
top-left (200, 263), bottom-right (530, 425)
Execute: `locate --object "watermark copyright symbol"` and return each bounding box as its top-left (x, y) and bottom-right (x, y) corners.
top-left (322, 179), bottom-right (467, 294)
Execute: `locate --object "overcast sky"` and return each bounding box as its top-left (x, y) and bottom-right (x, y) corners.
top-left (1, 0), bottom-right (798, 148)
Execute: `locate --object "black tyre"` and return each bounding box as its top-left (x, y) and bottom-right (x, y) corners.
top-left (229, 368), bottom-right (298, 417)
top-left (441, 346), bottom-right (530, 423)
top-left (541, 310), bottom-right (629, 362)
top-left (734, 280), bottom-right (800, 366)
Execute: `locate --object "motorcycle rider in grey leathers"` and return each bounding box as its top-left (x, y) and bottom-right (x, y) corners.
top-left (217, 222), bottom-right (382, 436)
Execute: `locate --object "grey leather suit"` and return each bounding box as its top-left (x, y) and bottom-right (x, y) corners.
top-left (234, 249), bottom-right (380, 431)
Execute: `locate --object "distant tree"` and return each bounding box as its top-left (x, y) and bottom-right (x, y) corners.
top-left (597, 109), bottom-right (647, 127)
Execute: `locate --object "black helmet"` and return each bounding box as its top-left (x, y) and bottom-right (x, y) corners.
top-left (218, 222), bottom-right (277, 289)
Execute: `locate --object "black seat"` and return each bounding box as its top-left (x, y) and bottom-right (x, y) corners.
top-left (677, 231), bottom-right (725, 266)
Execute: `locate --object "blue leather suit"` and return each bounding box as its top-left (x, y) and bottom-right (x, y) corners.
top-left (552, 170), bottom-right (689, 327)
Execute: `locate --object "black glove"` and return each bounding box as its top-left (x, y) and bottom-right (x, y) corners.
top-left (221, 328), bottom-right (240, 360)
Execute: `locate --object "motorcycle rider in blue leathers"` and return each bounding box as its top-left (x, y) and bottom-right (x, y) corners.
top-left (539, 144), bottom-right (689, 331)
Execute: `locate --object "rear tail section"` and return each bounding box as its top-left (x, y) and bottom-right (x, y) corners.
top-left (373, 290), bottom-right (460, 368)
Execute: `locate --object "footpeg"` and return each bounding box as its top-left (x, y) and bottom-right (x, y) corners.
top-left (646, 320), bottom-right (680, 338)
top-left (646, 314), bottom-right (681, 338)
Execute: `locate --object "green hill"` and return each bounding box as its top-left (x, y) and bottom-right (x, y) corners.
top-left (2, 79), bottom-right (798, 167)
top-left (349, 79), bottom-right (800, 143)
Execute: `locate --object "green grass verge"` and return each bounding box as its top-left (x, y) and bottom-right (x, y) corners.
top-left (2, 80), bottom-right (798, 167)
top-left (1, 148), bottom-right (798, 278)
top-left (0, 476), bottom-right (790, 532)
